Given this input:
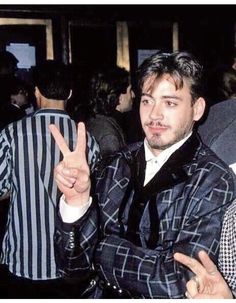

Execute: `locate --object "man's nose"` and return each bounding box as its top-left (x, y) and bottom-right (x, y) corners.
top-left (149, 102), bottom-right (164, 120)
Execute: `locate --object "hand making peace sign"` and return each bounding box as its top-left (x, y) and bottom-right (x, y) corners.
top-left (174, 250), bottom-right (233, 299)
top-left (49, 122), bottom-right (91, 207)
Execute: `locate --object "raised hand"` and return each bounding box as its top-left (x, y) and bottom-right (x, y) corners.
top-left (174, 250), bottom-right (233, 299)
top-left (49, 122), bottom-right (91, 206)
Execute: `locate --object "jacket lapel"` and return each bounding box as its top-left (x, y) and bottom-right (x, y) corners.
top-left (143, 132), bottom-right (201, 195)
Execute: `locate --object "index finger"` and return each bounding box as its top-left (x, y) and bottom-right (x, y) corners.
top-left (49, 124), bottom-right (71, 156)
top-left (174, 252), bottom-right (204, 276)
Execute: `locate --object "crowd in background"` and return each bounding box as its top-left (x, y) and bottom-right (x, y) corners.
top-left (0, 48), bottom-right (236, 298)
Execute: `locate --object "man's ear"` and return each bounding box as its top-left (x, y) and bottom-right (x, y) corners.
top-left (193, 97), bottom-right (206, 122)
top-left (34, 86), bottom-right (40, 98)
top-left (34, 86), bottom-right (41, 107)
top-left (67, 89), bottom-right (73, 101)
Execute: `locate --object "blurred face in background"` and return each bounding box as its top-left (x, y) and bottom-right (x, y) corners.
top-left (117, 85), bottom-right (134, 113)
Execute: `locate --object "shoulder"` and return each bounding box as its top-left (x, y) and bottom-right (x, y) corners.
top-left (197, 138), bottom-right (231, 171)
top-left (176, 133), bottom-right (231, 176)
top-left (200, 144), bottom-right (235, 183)
top-left (187, 137), bottom-right (236, 193)
top-left (94, 141), bottom-right (143, 172)
top-left (87, 115), bottom-right (112, 128)
top-left (91, 115), bottom-right (120, 134)
top-left (203, 99), bottom-right (236, 124)
top-left (199, 99), bottom-right (236, 143)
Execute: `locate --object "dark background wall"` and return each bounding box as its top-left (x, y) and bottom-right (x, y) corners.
top-left (0, 4), bottom-right (235, 76)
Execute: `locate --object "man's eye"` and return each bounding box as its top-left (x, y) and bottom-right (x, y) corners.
top-left (141, 98), bottom-right (153, 105)
top-left (166, 101), bottom-right (177, 107)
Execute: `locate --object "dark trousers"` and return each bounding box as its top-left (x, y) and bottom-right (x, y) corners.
top-left (0, 264), bottom-right (87, 299)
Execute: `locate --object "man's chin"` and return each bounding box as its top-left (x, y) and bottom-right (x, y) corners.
top-left (147, 137), bottom-right (174, 151)
top-left (148, 140), bottom-right (166, 151)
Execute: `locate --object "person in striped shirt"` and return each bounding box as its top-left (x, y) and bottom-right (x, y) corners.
top-left (0, 60), bottom-right (100, 298)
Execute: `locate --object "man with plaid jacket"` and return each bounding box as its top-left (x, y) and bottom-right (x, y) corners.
top-left (50, 51), bottom-right (236, 298)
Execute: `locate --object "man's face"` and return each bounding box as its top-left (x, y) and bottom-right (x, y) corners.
top-left (118, 85), bottom-right (134, 113)
top-left (139, 74), bottom-right (205, 156)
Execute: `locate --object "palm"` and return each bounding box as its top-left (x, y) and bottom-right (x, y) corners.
top-left (49, 122), bottom-right (91, 205)
top-left (174, 250), bottom-right (233, 299)
top-left (196, 270), bottom-right (231, 298)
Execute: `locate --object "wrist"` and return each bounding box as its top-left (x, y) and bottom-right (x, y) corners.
top-left (60, 195), bottom-right (92, 223)
top-left (65, 189), bottom-right (90, 207)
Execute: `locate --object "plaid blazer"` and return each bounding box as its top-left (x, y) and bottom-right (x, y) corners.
top-left (55, 132), bottom-right (236, 298)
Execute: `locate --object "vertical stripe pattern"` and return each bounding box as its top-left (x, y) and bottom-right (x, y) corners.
top-left (0, 109), bottom-right (100, 280)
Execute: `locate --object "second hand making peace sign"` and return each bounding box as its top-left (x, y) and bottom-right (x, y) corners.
top-left (174, 250), bottom-right (233, 299)
top-left (49, 122), bottom-right (91, 207)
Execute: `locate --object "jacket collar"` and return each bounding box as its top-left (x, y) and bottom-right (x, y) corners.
top-left (126, 132), bottom-right (202, 195)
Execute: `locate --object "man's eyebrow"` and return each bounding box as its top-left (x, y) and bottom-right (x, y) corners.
top-left (162, 95), bottom-right (182, 101)
top-left (141, 93), bottom-right (182, 101)
top-left (141, 93), bottom-right (155, 100)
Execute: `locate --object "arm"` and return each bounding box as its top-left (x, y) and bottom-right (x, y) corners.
top-left (93, 172), bottom-right (235, 298)
top-left (50, 123), bottom-right (99, 282)
top-left (54, 198), bottom-right (99, 282)
top-left (174, 250), bottom-right (233, 299)
top-left (50, 125), bottom-right (234, 298)
top-left (94, 210), bottom-right (227, 298)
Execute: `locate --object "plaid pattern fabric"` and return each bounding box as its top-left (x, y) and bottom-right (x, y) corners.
top-left (219, 198), bottom-right (236, 292)
top-left (55, 133), bottom-right (236, 298)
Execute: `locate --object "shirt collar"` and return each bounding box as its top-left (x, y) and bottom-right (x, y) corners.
top-left (34, 108), bottom-right (69, 117)
top-left (144, 132), bottom-right (192, 164)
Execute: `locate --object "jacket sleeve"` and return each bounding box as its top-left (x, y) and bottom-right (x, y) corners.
top-left (54, 199), bottom-right (99, 283)
top-left (54, 158), bottom-right (235, 298)
top-left (86, 133), bottom-right (101, 172)
top-left (93, 173), bottom-right (235, 298)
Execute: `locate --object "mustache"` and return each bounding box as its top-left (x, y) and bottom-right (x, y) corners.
top-left (145, 121), bottom-right (169, 128)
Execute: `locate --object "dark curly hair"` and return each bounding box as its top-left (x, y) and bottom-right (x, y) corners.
top-left (88, 66), bottom-right (130, 116)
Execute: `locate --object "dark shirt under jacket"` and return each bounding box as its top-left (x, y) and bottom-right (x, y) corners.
top-left (55, 132), bottom-right (236, 298)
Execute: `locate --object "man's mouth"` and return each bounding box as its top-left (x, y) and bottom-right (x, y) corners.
top-left (147, 122), bottom-right (169, 133)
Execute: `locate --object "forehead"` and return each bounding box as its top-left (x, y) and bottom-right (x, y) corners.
top-left (142, 73), bottom-right (191, 94)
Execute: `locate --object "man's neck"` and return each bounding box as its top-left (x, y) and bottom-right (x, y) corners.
top-left (40, 98), bottom-right (65, 110)
top-left (144, 132), bottom-right (192, 160)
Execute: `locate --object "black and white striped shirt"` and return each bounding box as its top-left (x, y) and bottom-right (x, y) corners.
top-left (0, 109), bottom-right (100, 280)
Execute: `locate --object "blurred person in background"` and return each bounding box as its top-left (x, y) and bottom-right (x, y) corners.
top-left (86, 66), bottom-right (133, 157)
top-left (0, 60), bottom-right (100, 299)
